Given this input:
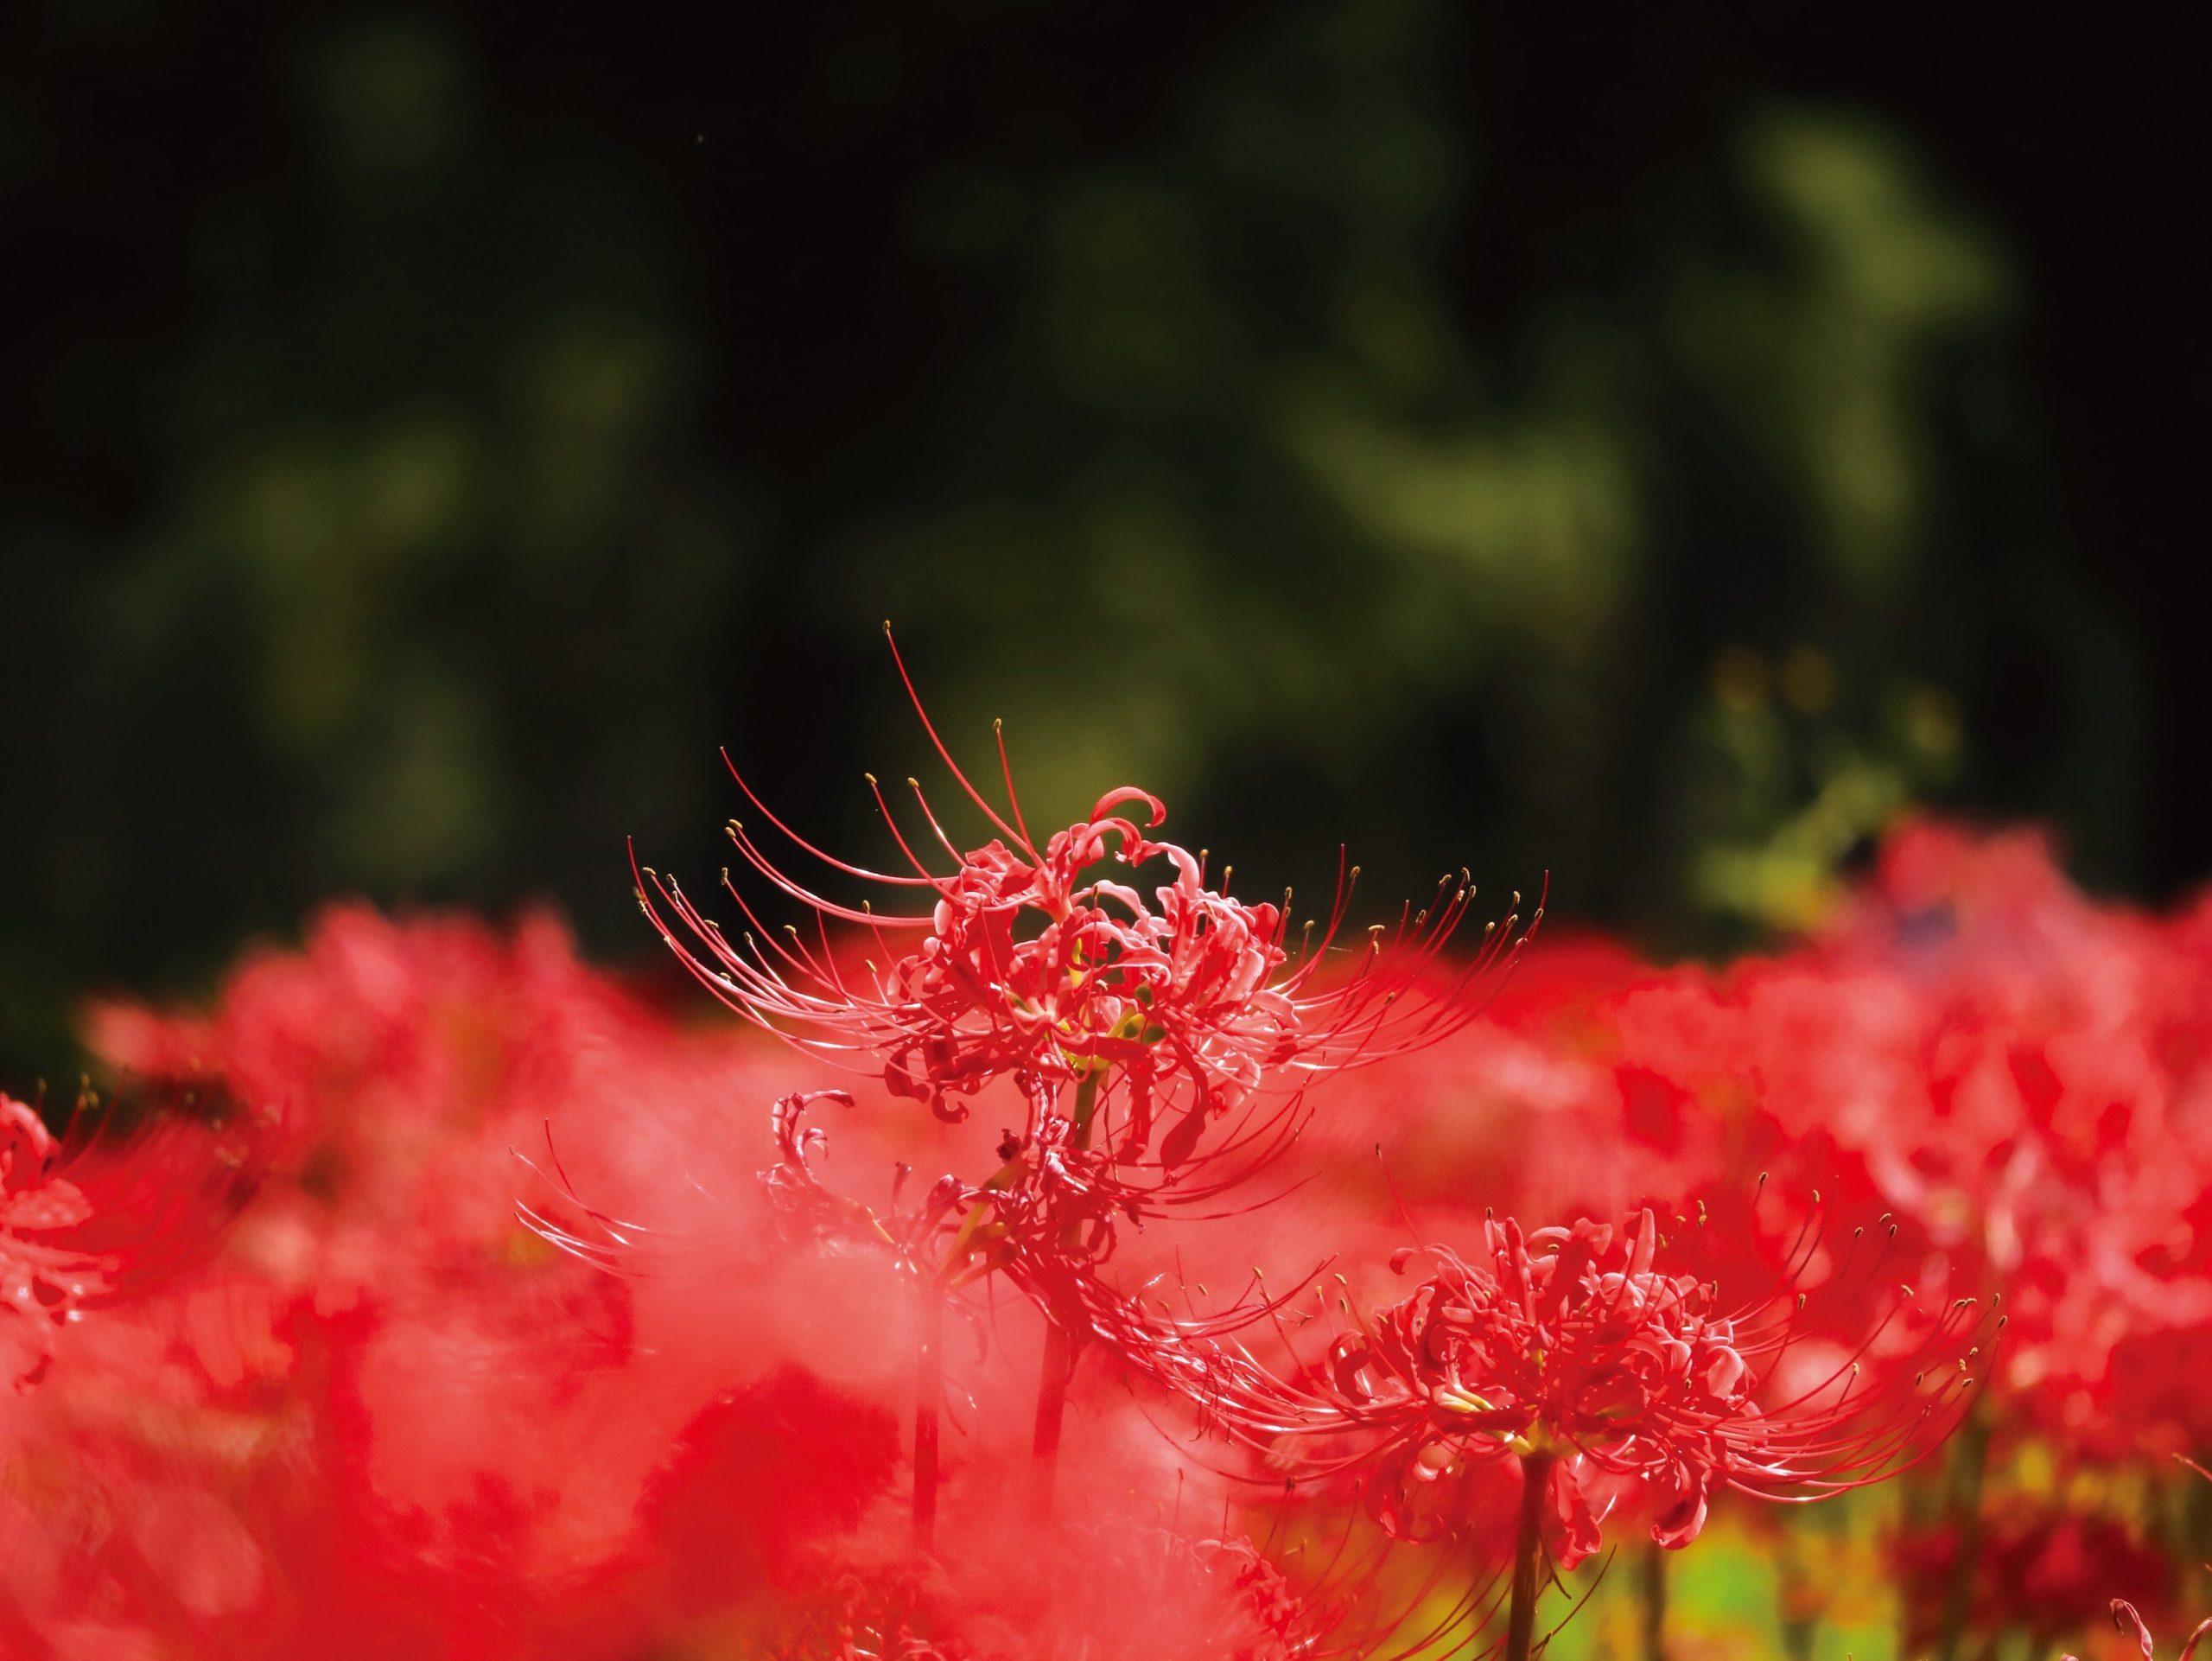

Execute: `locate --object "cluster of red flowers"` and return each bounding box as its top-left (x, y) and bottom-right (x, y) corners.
top-left (1246, 818), bottom-right (2212, 1651)
top-left (4, 901), bottom-right (1390, 1658)
top-left (3, 687), bottom-right (2209, 1655)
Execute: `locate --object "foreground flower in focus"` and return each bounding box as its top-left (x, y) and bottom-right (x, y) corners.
top-left (1115, 1203), bottom-right (1997, 1591)
top-left (638, 633), bottom-right (1531, 1200)
top-left (1090, 1203), bottom-right (1999, 1658)
top-left (1279, 1207), bottom-right (1992, 1559)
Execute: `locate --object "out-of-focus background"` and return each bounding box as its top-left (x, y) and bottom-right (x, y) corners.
top-left (2, 3), bottom-right (2200, 1081)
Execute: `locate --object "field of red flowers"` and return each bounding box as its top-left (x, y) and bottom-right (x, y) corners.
top-left (5, 744), bottom-right (2209, 1656)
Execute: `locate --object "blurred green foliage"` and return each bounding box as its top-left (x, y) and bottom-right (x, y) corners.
top-left (0, 0), bottom-right (2171, 1079)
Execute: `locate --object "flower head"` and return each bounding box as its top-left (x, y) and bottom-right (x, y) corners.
top-left (639, 633), bottom-right (1531, 1200)
top-left (1176, 1204), bottom-right (1995, 1566)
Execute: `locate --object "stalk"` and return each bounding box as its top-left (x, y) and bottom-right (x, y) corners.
top-left (1028, 1314), bottom-right (1074, 1520)
top-left (1934, 1400), bottom-right (1991, 1661)
top-left (1506, 1451), bottom-right (1554, 1661)
top-left (1639, 1538), bottom-right (1668, 1661)
top-left (1778, 1545), bottom-right (1816, 1661)
top-left (913, 1277), bottom-right (943, 1550)
top-left (1027, 1069), bottom-right (1103, 1520)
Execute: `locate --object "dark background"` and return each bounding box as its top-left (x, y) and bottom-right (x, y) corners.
top-left (3, 2), bottom-right (2202, 1080)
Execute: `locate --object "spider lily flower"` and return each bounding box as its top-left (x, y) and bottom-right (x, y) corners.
top-left (633, 632), bottom-right (1534, 1206)
top-left (1141, 1204), bottom-right (1997, 1570)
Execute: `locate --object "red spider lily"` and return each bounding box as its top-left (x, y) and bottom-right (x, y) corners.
top-left (1112, 1206), bottom-right (1993, 1566)
top-left (634, 632), bottom-right (1532, 1205)
top-left (1071, 1203), bottom-right (1995, 1660)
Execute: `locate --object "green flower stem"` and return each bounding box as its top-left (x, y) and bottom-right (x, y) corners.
top-left (1506, 1451), bottom-right (1554, 1661)
top-left (1028, 1070), bottom-right (1102, 1521)
top-left (1641, 1537), bottom-right (1668, 1661)
top-left (914, 1276), bottom-right (943, 1550)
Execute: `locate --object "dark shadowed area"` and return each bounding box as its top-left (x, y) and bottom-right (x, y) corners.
top-left (2, 3), bottom-right (2201, 1080)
